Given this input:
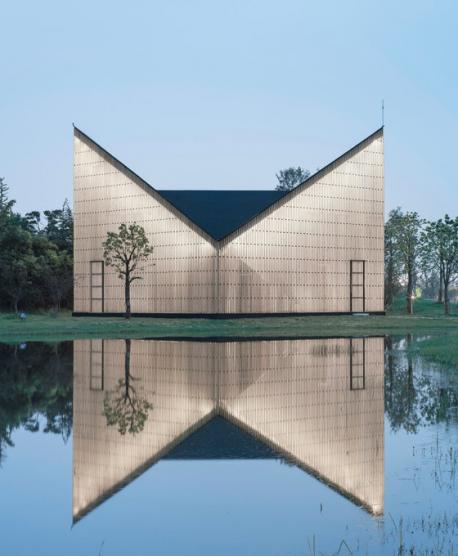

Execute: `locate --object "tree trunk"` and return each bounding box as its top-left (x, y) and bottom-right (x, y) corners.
top-left (53, 293), bottom-right (60, 313)
top-left (406, 334), bottom-right (414, 412)
top-left (444, 281), bottom-right (449, 315)
top-left (125, 274), bottom-right (131, 319)
top-left (385, 336), bottom-right (394, 405)
top-left (13, 298), bottom-right (18, 314)
top-left (406, 268), bottom-right (413, 314)
top-left (124, 339), bottom-right (131, 399)
top-left (437, 266), bottom-right (444, 303)
top-left (385, 260), bottom-right (394, 309)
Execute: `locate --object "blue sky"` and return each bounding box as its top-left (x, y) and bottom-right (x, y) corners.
top-left (1, 0), bottom-right (457, 219)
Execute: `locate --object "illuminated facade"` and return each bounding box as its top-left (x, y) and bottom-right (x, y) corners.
top-left (73, 127), bottom-right (384, 315)
top-left (73, 337), bottom-right (384, 521)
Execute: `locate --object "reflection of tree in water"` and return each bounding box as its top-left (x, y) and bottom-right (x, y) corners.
top-left (103, 339), bottom-right (153, 435)
top-left (0, 342), bottom-right (73, 465)
top-left (385, 335), bottom-right (458, 433)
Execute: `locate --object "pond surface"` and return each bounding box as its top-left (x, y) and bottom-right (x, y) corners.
top-left (0, 336), bottom-right (457, 555)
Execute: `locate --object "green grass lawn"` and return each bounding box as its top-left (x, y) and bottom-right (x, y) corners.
top-left (0, 297), bottom-right (456, 343)
top-left (408, 334), bottom-right (458, 369)
top-left (389, 295), bottom-right (458, 317)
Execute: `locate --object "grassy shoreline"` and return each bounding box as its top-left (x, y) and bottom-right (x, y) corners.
top-left (0, 298), bottom-right (456, 343)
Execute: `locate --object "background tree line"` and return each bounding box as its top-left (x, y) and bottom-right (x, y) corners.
top-left (1, 173), bottom-right (457, 315)
top-left (385, 208), bottom-right (458, 314)
top-left (0, 341), bottom-right (73, 465)
top-left (0, 177), bottom-right (73, 312)
top-left (384, 335), bottom-right (458, 434)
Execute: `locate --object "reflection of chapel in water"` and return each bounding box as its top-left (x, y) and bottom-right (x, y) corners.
top-left (73, 337), bottom-right (384, 522)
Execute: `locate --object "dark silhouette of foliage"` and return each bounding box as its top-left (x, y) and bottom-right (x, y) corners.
top-left (275, 166), bottom-right (310, 191)
top-left (0, 177), bottom-right (15, 222)
top-left (103, 339), bottom-right (153, 435)
top-left (422, 216), bottom-right (458, 315)
top-left (43, 199), bottom-right (73, 254)
top-left (0, 180), bottom-right (73, 312)
top-left (384, 336), bottom-right (458, 433)
top-left (0, 342), bottom-right (73, 465)
top-left (103, 224), bottom-right (154, 319)
top-left (385, 209), bottom-right (424, 314)
top-left (384, 216), bottom-right (403, 308)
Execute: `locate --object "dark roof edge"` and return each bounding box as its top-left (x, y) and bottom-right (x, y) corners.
top-left (73, 398), bottom-right (381, 524)
top-left (219, 409), bottom-right (381, 515)
top-left (73, 125), bottom-right (383, 247)
top-left (219, 126), bottom-right (384, 245)
top-left (73, 126), bottom-right (217, 246)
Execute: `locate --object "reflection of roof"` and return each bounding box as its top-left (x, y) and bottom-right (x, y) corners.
top-left (164, 415), bottom-right (279, 460)
top-left (73, 338), bottom-right (385, 523)
top-left (159, 190), bottom-right (285, 241)
top-left (72, 412), bottom-right (281, 524)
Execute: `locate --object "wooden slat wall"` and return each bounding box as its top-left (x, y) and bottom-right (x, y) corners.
top-left (73, 339), bottom-right (216, 520)
top-left (221, 337), bottom-right (384, 514)
top-left (74, 130), bottom-right (383, 314)
top-left (73, 135), bottom-right (217, 314)
top-left (73, 337), bottom-right (384, 519)
top-left (219, 134), bottom-right (384, 313)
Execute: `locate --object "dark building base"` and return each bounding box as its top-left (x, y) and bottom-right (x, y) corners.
top-left (72, 311), bottom-right (386, 318)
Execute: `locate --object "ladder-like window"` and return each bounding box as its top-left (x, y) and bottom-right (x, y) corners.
top-left (350, 260), bottom-right (365, 313)
top-left (90, 261), bottom-right (104, 313)
top-left (350, 338), bottom-right (365, 390)
top-left (90, 339), bottom-right (104, 391)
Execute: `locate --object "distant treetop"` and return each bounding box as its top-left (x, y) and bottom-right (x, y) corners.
top-left (275, 166), bottom-right (311, 192)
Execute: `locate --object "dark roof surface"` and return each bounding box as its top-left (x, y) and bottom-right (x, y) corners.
top-left (164, 415), bottom-right (280, 460)
top-left (159, 190), bottom-right (286, 240)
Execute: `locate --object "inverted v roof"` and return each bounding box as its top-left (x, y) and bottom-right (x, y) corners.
top-left (73, 410), bottom-right (374, 524)
top-left (164, 415), bottom-right (280, 460)
top-left (74, 126), bottom-right (383, 243)
top-left (159, 190), bottom-right (286, 240)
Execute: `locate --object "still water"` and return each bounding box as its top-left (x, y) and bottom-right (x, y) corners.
top-left (0, 337), bottom-right (457, 555)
